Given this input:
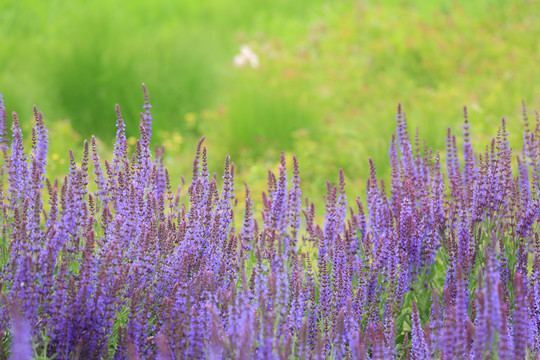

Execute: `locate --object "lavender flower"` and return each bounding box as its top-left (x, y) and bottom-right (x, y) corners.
top-left (0, 93), bottom-right (7, 151)
top-left (0, 89), bottom-right (539, 359)
top-left (10, 308), bottom-right (33, 360)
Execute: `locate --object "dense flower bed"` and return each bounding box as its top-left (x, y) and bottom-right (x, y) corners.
top-left (0, 87), bottom-right (539, 359)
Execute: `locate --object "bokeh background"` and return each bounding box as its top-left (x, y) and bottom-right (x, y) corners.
top-left (1, 0), bottom-right (539, 205)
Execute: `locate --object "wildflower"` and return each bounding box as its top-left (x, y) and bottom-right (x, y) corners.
top-left (233, 44), bottom-right (259, 68)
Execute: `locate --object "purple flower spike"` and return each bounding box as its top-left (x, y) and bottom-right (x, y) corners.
top-left (288, 155), bottom-right (302, 250)
top-left (10, 309), bottom-right (33, 360)
top-left (31, 106), bottom-right (48, 181)
top-left (411, 300), bottom-right (429, 360)
top-left (462, 105), bottom-right (476, 186)
top-left (455, 264), bottom-right (469, 357)
top-left (270, 163), bottom-right (288, 235)
top-left (112, 104), bottom-right (128, 175)
top-left (513, 271), bottom-right (528, 360)
top-left (240, 183), bottom-right (254, 256)
top-left (8, 112), bottom-right (28, 206)
top-left (0, 92), bottom-right (7, 151)
top-left (155, 333), bottom-right (171, 360)
top-left (141, 83), bottom-right (153, 142)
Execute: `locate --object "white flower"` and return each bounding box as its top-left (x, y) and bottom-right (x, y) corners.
top-left (233, 45), bottom-right (259, 68)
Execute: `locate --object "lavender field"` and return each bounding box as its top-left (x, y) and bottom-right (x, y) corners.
top-left (1, 86), bottom-right (540, 359)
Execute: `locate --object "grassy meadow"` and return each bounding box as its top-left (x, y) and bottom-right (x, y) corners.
top-left (1, 0), bottom-right (539, 205)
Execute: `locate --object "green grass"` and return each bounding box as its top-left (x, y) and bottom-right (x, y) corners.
top-left (1, 0), bottom-right (539, 208)
top-left (0, 0), bottom-right (330, 139)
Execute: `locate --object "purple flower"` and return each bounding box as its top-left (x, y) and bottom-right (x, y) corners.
top-left (411, 300), bottom-right (429, 360)
top-left (7, 112), bottom-right (28, 206)
top-left (141, 83), bottom-right (153, 141)
top-left (10, 309), bottom-right (33, 360)
top-left (0, 93), bottom-right (7, 151)
top-left (513, 271), bottom-right (528, 360)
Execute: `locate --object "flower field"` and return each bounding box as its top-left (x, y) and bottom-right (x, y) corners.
top-left (1, 86), bottom-right (540, 359)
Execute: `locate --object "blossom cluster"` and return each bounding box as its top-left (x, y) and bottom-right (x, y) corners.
top-left (0, 88), bottom-right (539, 359)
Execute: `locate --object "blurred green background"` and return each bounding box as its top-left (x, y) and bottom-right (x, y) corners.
top-left (1, 0), bottom-right (539, 205)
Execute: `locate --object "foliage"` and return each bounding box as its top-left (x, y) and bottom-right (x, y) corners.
top-left (2, 0), bottom-right (539, 205)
